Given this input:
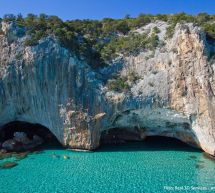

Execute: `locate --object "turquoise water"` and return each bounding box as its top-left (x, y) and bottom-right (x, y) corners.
top-left (0, 138), bottom-right (215, 193)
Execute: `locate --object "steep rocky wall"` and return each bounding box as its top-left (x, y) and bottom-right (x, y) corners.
top-left (0, 22), bottom-right (215, 156)
top-left (0, 22), bottom-right (106, 150)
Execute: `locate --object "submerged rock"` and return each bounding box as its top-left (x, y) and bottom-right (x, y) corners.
top-left (0, 161), bottom-right (18, 169)
top-left (51, 153), bottom-right (59, 158)
top-left (203, 153), bottom-right (215, 163)
top-left (68, 149), bottom-right (94, 152)
top-left (0, 150), bottom-right (10, 160)
top-left (196, 164), bottom-right (205, 169)
top-left (189, 155), bottom-right (197, 159)
top-left (30, 150), bottom-right (43, 154)
top-left (15, 152), bottom-right (28, 160)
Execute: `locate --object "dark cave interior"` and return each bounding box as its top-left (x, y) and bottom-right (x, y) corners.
top-left (0, 121), bottom-right (60, 145)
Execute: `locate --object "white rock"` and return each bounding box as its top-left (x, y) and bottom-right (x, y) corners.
top-left (0, 22), bottom-right (215, 155)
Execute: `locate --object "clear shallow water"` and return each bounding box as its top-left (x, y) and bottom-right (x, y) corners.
top-left (0, 138), bottom-right (215, 193)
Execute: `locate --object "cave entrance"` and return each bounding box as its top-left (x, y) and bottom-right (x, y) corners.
top-left (100, 128), bottom-right (201, 152)
top-left (0, 121), bottom-right (61, 151)
top-left (100, 128), bottom-right (143, 145)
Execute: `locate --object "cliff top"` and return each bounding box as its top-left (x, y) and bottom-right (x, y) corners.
top-left (0, 13), bottom-right (215, 68)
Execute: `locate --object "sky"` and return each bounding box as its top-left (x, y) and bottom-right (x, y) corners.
top-left (0, 0), bottom-right (215, 20)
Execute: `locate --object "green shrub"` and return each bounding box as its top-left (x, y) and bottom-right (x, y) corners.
top-left (169, 12), bottom-right (195, 24)
top-left (155, 14), bottom-right (168, 22)
top-left (15, 53), bottom-right (23, 60)
top-left (107, 77), bottom-right (129, 92)
top-left (2, 13), bottom-right (215, 68)
top-left (101, 32), bottom-right (159, 61)
top-left (166, 24), bottom-right (176, 39)
top-left (24, 38), bottom-right (38, 46)
top-left (128, 71), bottom-right (140, 82)
top-left (148, 33), bottom-right (159, 49)
top-left (2, 14), bottom-right (16, 22)
top-left (203, 23), bottom-right (215, 40)
top-left (196, 13), bottom-right (210, 24)
top-left (107, 72), bottom-right (140, 92)
top-left (152, 26), bottom-right (160, 34)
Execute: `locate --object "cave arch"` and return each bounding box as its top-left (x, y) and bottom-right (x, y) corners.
top-left (100, 127), bottom-right (201, 152)
top-left (0, 121), bottom-right (61, 146)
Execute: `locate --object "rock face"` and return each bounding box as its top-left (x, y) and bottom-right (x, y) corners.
top-left (0, 21), bottom-right (215, 155)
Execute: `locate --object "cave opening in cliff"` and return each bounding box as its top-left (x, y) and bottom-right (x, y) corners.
top-left (0, 121), bottom-right (62, 152)
top-left (100, 128), bottom-right (142, 144)
top-left (100, 128), bottom-right (201, 152)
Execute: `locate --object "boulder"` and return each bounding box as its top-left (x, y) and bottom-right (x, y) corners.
top-left (2, 132), bottom-right (44, 152)
top-left (33, 135), bottom-right (44, 145)
top-left (13, 132), bottom-right (31, 144)
top-left (2, 139), bottom-right (21, 151)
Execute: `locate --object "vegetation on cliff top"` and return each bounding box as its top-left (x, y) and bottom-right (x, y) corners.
top-left (1, 13), bottom-right (215, 67)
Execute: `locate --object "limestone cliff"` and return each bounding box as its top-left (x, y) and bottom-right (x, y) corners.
top-left (1, 21), bottom-right (215, 156)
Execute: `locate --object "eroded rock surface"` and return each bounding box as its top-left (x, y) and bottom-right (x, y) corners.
top-left (0, 22), bottom-right (215, 155)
